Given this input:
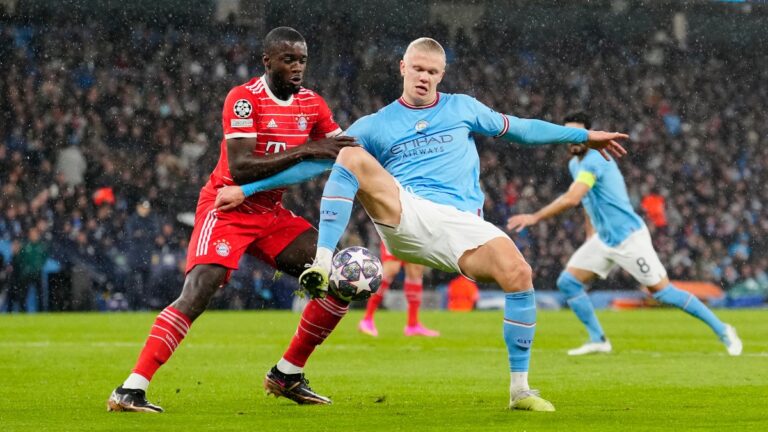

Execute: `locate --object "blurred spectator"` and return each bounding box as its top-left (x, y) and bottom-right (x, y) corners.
top-left (641, 189), bottom-right (667, 229)
top-left (7, 227), bottom-right (49, 312)
top-left (92, 187), bottom-right (115, 207)
top-left (147, 222), bottom-right (185, 308)
top-left (447, 276), bottom-right (480, 312)
top-left (0, 254), bottom-right (10, 305)
top-left (125, 199), bottom-right (160, 309)
top-left (55, 141), bottom-right (87, 187)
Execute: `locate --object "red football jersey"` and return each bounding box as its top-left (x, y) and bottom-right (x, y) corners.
top-left (204, 76), bottom-right (342, 213)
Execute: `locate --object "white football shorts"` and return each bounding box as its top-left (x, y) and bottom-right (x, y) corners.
top-left (566, 225), bottom-right (668, 287)
top-left (372, 184), bottom-right (507, 274)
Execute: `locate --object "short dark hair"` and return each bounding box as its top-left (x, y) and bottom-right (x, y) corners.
top-left (563, 112), bottom-right (592, 129)
top-left (263, 27), bottom-right (305, 54)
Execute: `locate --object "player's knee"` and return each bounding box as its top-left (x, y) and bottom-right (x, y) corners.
top-left (645, 277), bottom-right (669, 293)
top-left (499, 259), bottom-right (533, 291)
top-left (173, 267), bottom-right (225, 320)
top-left (556, 271), bottom-right (583, 296)
top-left (335, 146), bottom-right (369, 173)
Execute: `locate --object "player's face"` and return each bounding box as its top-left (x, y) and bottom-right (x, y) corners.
top-left (565, 121), bottom-right (588, 156)
top-left (263, 41), bottom-right (308, 96)
top-left (400, 49), bottom-right (445, 105)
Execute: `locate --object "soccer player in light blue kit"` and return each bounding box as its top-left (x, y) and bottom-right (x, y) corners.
top-left (216, 39), bottom-right (628, 411)
top-left (507, 112), bottom-right (742, 357)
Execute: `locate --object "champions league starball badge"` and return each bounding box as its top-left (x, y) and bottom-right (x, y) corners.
top-left (233, 99), bottom-right (253, 118)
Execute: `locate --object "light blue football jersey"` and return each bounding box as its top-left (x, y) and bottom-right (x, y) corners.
top-left (345, 93), bottom-right (509, 215)
top-left (568, 149), bottom-right (644, 246)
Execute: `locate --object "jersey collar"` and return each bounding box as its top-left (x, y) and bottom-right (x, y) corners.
top-left (261, 75), bottom-right (295, 106)
top-left (397, 93), bottom-right (440, 110)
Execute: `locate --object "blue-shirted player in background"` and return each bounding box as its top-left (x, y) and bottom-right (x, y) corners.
top-left (507, 112), bottom-right (742, 357)
top-left (216, 39), bottom-right (627, 411)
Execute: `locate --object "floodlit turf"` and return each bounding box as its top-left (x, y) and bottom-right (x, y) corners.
top-left (0, 308), bottom-right (766, 431)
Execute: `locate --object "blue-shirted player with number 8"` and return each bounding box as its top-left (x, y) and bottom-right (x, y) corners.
top-left (216, 38), bottom-right (629, 411)
top-left (507, 112), bottom-right (742, 357)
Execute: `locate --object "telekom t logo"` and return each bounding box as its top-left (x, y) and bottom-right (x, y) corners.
top-left (266, 141), bottom-right (287, 153)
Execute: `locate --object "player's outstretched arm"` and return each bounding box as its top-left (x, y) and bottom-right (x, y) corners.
top-left (506, 181), bottom-right (590, 232)
top-left (215, 160), bottom-right (334, 211)
top-left (503, 116), bottom-right (627, 160)
top-left (227, 135), bottom-right (357, 185)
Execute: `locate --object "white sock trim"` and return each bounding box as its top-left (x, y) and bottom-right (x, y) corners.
top-left (510, 371), bottom-right (530, 394)
top-left (276, 358), bottom-right (303, 375)
top-left (316, 247), bottom-right (334, 271)
top-left (123, 373), bottom-right (150, 391)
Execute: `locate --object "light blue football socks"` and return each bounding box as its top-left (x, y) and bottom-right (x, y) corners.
top-left (317, 163), bottom-right (359, 251)
top-left (557, 271), bottom-right (606, 342)
top-left (503, 290), bottom-right (537, 373)
top-left (653, 284), bottom-right (727, 337)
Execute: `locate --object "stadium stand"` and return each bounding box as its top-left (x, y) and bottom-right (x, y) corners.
top-left (1, 3), bottom-right (767, 311)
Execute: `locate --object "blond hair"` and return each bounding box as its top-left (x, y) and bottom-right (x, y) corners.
top-left (405, 37), bottom-right (446, 60)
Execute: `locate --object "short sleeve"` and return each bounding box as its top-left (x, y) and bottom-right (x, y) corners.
top-left (461, 95), bottom-right (508, 137)
top-left (345, 115), bottom-right (376, 155)
top-left (222, 86), bottom-right (259, 140)
top-left (310, 96), bottom-right (342, 140)
top-left (579, 152), bottom-right (607, 180)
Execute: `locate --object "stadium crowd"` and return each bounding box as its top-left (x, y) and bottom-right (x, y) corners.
top-left (1, 13), bottom-right (767, 311)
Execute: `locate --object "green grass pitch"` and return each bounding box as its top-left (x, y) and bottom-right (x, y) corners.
top-left (1, 308), bottom-right (766, 431)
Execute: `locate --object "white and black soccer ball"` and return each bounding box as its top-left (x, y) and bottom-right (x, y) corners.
top-left (329, 246), bottom-right (383, 301)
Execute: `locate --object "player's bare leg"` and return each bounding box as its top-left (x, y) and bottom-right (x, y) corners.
top-left (171, 265), bottom-right (229, 319)
top-left (108, 265), bottom-right (227, 413)
top-left (460, 238), bottom-right (554, 412)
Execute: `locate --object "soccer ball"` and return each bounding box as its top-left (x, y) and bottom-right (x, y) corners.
top-left (329, 247), bottom-right (383, 301)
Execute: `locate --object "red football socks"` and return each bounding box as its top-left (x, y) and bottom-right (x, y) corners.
top-left (364, 278), bottom-right (391, 320)
top-left (404, 278), bottom-right (423, 327)
top-left (131, 306), bottom-right (191, 380)
top-left (282, 296), bottom-right (349, 367)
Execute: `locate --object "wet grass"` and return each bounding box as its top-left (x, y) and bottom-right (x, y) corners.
top-left (0, 308), bottom-right (766, 431)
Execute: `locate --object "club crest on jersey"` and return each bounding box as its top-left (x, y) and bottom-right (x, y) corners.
top-left (233, 99), bottom-right (252, 118)
top-left (415, 120), bottom-right (429, 132)
top-left (213, 239), bottom-right (231, 257)
top-left (297, 116), bottom-right (308, 131)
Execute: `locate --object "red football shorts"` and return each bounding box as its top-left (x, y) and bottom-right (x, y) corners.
top-left (186, 189), bottom-right (312, 275)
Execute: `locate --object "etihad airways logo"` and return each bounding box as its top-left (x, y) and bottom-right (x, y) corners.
top-left (390, 133), bottom-right (453, 157)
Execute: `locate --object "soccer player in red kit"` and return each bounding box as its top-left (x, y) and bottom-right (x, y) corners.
top-left (358, 243), bottom-right (440, 337)
top-left (108, 27), bottom-right (357, 412)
